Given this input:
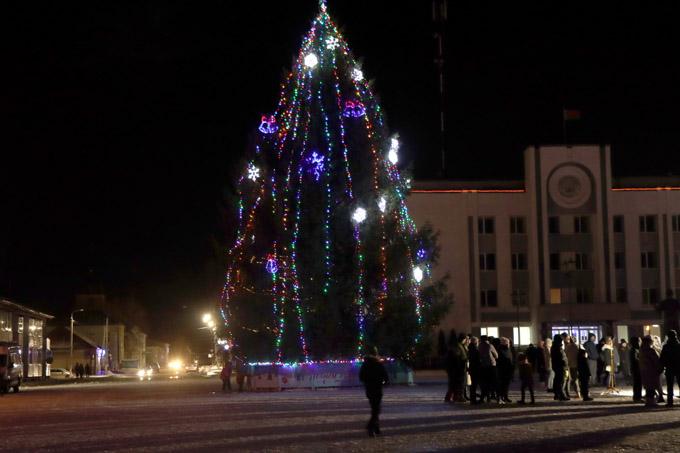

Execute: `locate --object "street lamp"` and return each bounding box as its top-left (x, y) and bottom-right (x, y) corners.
top-left (202, 313), bottom-right (213, 324)
top-left (69, 309), bottom-right (85, 374)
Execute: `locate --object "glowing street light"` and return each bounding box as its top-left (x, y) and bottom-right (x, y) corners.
top-left (202, 313), bottom-right (213, 324)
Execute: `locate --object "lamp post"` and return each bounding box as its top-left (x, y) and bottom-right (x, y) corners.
top-left (202, 313), bottom-right (218, 366)
top-left (562, 258), bottom-right (577, 337)
top-left (69, 309), bottom-right (85, 374)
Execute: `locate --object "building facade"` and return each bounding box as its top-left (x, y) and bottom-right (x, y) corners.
top-left (0, 298), bottom-right (53, 379)
top-left (408, 145), bottom-right (680, 345)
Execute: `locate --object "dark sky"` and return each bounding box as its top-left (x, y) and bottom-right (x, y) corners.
top-left (4, 2), bottom-right (680, 341)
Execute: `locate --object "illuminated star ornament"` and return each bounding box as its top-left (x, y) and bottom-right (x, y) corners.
top-left (325, 36), bottom-right (340, 50)
top-left (306, 151), bottom-right (325, 181)
top-left (247, 163), bottom-right (260, 181)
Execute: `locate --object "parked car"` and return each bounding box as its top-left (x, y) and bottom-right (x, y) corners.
top-left (119, 359), bottom-right (153, 380)
top-left (0, 342), bottom-right (23, 393)
top-left (50, 367), bottom-right (72, 379)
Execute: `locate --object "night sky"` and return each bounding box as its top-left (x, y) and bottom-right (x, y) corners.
top-left (5, 2), bottom-right (680, 342)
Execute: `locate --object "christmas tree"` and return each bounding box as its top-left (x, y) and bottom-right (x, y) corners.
top-left (220, 1), bottom-right (450, 363)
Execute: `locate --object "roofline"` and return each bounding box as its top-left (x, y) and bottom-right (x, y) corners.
top-left (0, 299), bottom-right (54, 320)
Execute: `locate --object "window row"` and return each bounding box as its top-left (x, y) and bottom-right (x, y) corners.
top-left (549, 253), bottom-right (590, 271)
top-left (480, 253), bottom-right (528, 271)
top-left (480, 289), bottom-right (528, 307)
top-left (615, 214), bottom-right (680, 234)
top-left (549, 287), bottom-right (593, 304)
top-left (478, 216), bottom-right (526, 235)
top-left (548, 216), bottom-right (590, 234)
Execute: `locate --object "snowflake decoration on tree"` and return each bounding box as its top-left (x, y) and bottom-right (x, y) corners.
top-left (325, 36), bottom-right (340, 50)
top-left (306, 151), bottom-right (325, 181)
top-left (247, 163), bottom-right (260, 181)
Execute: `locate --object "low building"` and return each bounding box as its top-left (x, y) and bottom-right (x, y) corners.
top-left (0, 298), bottom-right (53, 379)
top-left (408, 145), bottom-right (680, 345)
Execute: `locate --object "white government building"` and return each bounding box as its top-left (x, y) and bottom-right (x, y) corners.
top-left (409, 145), bottom-right (680, 345)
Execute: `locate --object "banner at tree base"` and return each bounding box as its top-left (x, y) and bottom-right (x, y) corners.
top-left (248, 361), bottom-right (413, 390)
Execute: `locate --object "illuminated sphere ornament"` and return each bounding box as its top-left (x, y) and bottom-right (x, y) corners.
top-left (265, 257), bottom-right (278, 274)
top-left (413, 266), bottom-right (424, 283)
top-left (352, 207), bottom-right (367, 224)
top-left (304, 53), bottom-right (319, 68)
top-left (377, 196), bottom-right (387, 213)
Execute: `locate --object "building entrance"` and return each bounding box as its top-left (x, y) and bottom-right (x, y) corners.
top-left (551, 325), bottom-right (603, 345)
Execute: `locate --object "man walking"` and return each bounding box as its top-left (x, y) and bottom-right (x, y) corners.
top-left (359, 346), bottom-right (389, 437)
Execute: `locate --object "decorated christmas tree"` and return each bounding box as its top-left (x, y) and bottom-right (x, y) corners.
top-left (220, 1), bottom-right (450, 363)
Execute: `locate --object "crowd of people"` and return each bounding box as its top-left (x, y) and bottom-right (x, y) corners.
top-left (442, 329), bottom-right (680, 407)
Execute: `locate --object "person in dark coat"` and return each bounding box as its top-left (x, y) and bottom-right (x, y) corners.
top-left (517, 352), bottom-right (534, 404)
top-left (660, 330), bottom-right (680, 407)
top-left (583, 333), bottom-right (599, 386)
top-left (467, 337), bottom-right (481, 404)
top-left (535, 340), bottom-right (547, 383)
top-left (629, 336), bottom-right (642, 402)
top-left (478, 335), bottom-right (499, 403)
top-left (497, 337), bottom-right (514, 403)
top-left (359, 346), bottom-right (389, 437)
top-left (640, 335), bottom-right (661, 406)
top-left (551, 335), bottom-right (569, 401)
top-left (577, 348), bottom-right (593, 401)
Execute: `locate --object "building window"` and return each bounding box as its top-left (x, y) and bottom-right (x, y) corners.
top-left (575, 253), bottom-right (590, 270)
top-left (513, 326), bottom-right (532, 346)
top-left (550, 253), bottom-right (561, 271)
top-left (511, 253), bottom-right (527, 270)
top-left (480, 253), bottom-right (496, 270)
top-left (510, 216), bottom-right (526, 234)
top-left (640, 215), bottom-right (657, 233)
top-left (478, 217), bottom-right (495, 234)
top-left (480, 326), bottom-right (499, 338)
top-left (616, 288), bottom-right (627, 303)
top-left (576, 288), bottom-right (592, 304)
top-left (672, 214), bottom-right (680, 232)
top-left (614, 252), bottom-right (626, 270)
top-left (641, 251), bottom-right (657, 269)
top-left (642, 288), bottom-right (659, 305)
top-left (574, 216), bottom-right (590, 234)
top-left (550, 288), bottom-right (562, 304)
top-left (613, 215), bottom-right (624, 233)
top-left (511, 289), bottom-right (528, 306)
top-left (480, 289), bottom-right (498, 307)
top-left (548, 216), bottom-right (560, 234)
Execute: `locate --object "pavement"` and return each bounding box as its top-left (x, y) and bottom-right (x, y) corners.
top-left (3, 373), bottom-right (680, 452)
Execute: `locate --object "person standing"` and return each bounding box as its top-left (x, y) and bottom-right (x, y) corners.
top-left (629, 336), bottom-right (642, 403)
top-left (497, 337), bottom-right (514, 403)
top-left (618, 339), bottom-right (631, 384)
top-left (478, 335), bottom-right (499, 403)
top-left (359, 346), bottom-right (389, 437)
top-left (577, 348), bottom-right (593, 401)
top-left (600, 337), bottom-right (615, 387)
top-left (517, 352), bottom-right (534, 404)
top-left (583, 333), bottom-right (599, 386)
top-left (468, 337), bottom-right (481, 404)
top-left (536, 340), bottom-right (547, 384)
top-left (220, 356), bottom-right (232, 392)
top-left (543, 337), bottom-right (554, 392)
top-left (640, 335), bottom-right (662, 407)
top-left (660, 330), bottom-right (680, 407)
top-left (551, 335), bottom-right (569, 401)
top-left (652, 335), bottom-right (665, 403)
top-left (565, 335), bottom-right (581, 399)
